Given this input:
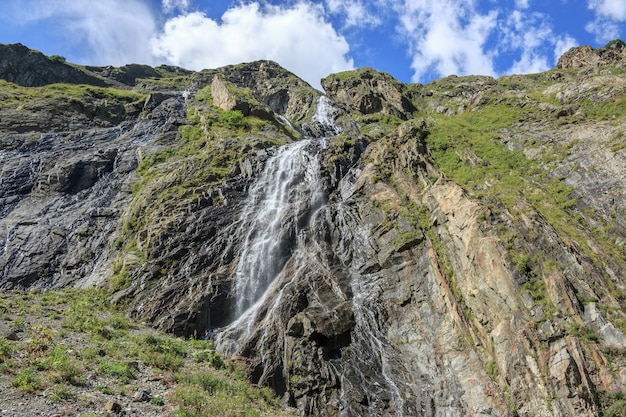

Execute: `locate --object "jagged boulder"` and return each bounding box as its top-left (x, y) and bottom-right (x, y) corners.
top-left (321, 67), bottom-right (418, 119)
top-left (557, 39), bottom-right (626, 69)
top-left (210, 76), bottom-right (275, 120)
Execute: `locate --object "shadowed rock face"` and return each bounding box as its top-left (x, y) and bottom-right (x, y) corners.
top-left (0, 43), bottom-right (108, 87)
top-left (1, 43), bottom-right (626, 416)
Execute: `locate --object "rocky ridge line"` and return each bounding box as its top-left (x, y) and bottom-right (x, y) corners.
top-left (0, 41), bottom-right (625, 416)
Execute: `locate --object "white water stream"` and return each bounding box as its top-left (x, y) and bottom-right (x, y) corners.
top-left (216, 97), bottom-right (407, 415)
top-left (232, 139), bottom-right (324, 318)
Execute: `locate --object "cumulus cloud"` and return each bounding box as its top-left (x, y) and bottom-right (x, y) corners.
top-left (392, 0), bottom-right (498, 82)
top-left (390, 1), bottom-right (580, 82)
top-left (586, 0), bottom-right (626, 43)
top-left (588, 0), bottom-right (626, 20)
top-left (3, 0), bottom-right (157, 66)
top-left (151, 2), bottom-right (354, 88)
top-left (499, 10), bottom-right (555, 74)
top-left (325, 0), bottom-right (382, 28)
top-left (586, 20), bottom-right (621, 43)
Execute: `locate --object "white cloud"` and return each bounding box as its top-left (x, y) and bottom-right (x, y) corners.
top-left (162, 0), bottom-right (190, 14)
top-left (587, 0), bottom-right (626, 43)
top-left (325, 0), bottom-right (382, 28)
top-left (554, 35), bottom-right (578, 63)
top-left (588, 0), bottom-right (626, 20)
top-left (392, 1), bottom-right (581, 82)
top-left (151, 2), bottom-right (354, 89)
top-left (515, 0), bottom-right (530, 9)
top-left (393, 0), bottom-right (498, 82)
top-left (4, 0), bottom-right (157, 66)
top-left (499, 10), bottom-right (554, 74)
top-left (585, 19), bottom-right (620, 43)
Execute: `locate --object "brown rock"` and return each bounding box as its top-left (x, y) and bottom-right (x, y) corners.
top-left (104, 400), bottom-right (122, 413)
top-left (557, 40), bottom-right (626, 69)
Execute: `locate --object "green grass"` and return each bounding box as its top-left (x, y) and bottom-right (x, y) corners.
top-left (98, 361), bottom-right (136, 383)
top-left (426, 104), bottom-right (536, 203)
top-left (0, 80), bottom-right (145, 110)
top-left (581, 93), bottom-right (626, 121)
top-left (0, 289), bottom-right (295, 417)
top-left (170, 367), bottom-right (284, 417)
top-left (486, 360), bottom-right (499, 381)
top-left (424, 101), bottom-right (625, 277)
top-left (12, 368), bottom-right (43, 393)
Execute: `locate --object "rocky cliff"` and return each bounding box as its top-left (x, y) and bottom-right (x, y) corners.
top-left (1, 41), bottom-right (626, 416)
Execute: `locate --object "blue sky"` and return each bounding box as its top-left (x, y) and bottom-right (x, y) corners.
top-left (1, 0), bottom-right (625, 89)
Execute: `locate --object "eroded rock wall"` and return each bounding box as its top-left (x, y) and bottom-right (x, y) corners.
top-left (1, 43), bottom-right (626, 416)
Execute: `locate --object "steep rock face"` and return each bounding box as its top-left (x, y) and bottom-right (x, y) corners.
top-left (321, 68), bottom-right (418, 119)
top-left (194, 60), bottom-right (321, 124)
top-left (557, 40), bottom-right (626, 69)
top-left (0, 43), bottom-right (107, 87)
top-left (1, 44), bottom-right (626, 417)
top-left (0, 94), bottom-right (186, 289)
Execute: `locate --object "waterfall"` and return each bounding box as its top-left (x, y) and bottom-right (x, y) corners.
top-left (312, 96), bottom-right (340, 134)
top-left (216, 136), bottom-right (326, 351)
top-left (233, 139), bottom-right (324, 317)
top-left (214, 99), bottom-right (409, 415)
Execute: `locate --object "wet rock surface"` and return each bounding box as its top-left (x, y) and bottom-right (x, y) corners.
top-left (1, 43), bottom-right (626, 416)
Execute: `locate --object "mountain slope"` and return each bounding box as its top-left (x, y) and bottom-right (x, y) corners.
top-left (0, 41), bottom-right (625, 416)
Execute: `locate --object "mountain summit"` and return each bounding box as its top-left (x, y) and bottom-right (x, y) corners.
top-left (0, 42), bottom-right (625, 416)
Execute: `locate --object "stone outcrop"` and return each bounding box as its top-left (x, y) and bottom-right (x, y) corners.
top-left (193, 60), bottom-right (321, 124)
top-left (557, 40), bottom-right (626, 69)
top-left (1, 43), bottom-right (626, 416)
top-left (321, 67), bottom-right (418, 119)
top-left (0, 43), bottom-right (107, 87)
top-left (210, 76), bottom-right (273, 120)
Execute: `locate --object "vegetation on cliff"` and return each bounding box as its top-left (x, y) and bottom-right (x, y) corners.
top-left (1, 41), bottom-right (626, 416)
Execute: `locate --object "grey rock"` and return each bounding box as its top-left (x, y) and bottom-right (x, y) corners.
top-left (0, 43), bottom-right (107, 87)
top-left (1, 43), bottom-right (625, 417)
top-left (104, 400), bottom-right (122, 413)
top-left (132, 389), bottom-right (151, 402)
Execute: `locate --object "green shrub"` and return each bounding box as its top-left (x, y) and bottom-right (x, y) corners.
top-left (486, 360), bottom-right (499, 380)
top-left (49, 55), bottom-right (66, 63)
top-left (134, 334), bottom-right (187, 371)
top-left (49, 385), bottom-right (76, 402)
top-left (194, 350), bottom-right (225, 369)
top-left (0, 339), bottom-right (12, 362)
top-left (98, 361), bottom-right (136, 383)
top-left (603, 39), bottom-right (625, 49)
top-left (219, 110), bottom-right (250, 130)
top-left (12, 367), bottom-right (43, 392)
top-left (150, 396), bottom-right (166, 406)
top-left (42, 346), bottom-right (84, 385)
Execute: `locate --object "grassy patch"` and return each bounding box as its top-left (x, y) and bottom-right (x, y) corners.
top-left (581, 93), bottom-right (626, 121)
top-left (424, 102), bottom-right (625, 276)
top-left (170, 367), bottom-right (285, 417)
top-left (0, 80), bottom-right (145, 110)
top-left (0, 289), bottom-right (295, 417)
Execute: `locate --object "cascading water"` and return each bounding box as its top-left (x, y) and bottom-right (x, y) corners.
top-left (218, 97), bottom-right (336, 334)
top-left (312, 95), bottom-right (340, 135)
top-left (233, 140), bottom-right (317, 317)
top-left (215, 135), bottom-right (326, 352)
top-left (215, 96), bottom-right (412, 416)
